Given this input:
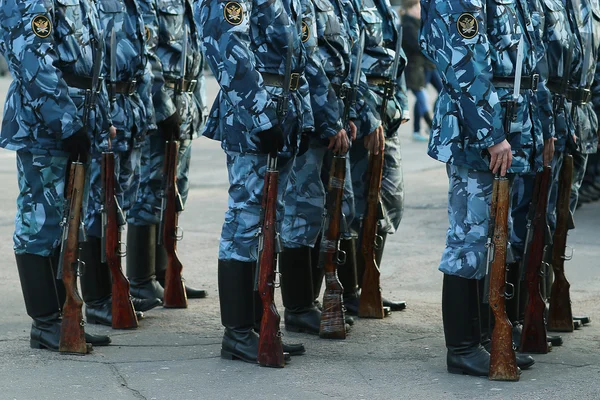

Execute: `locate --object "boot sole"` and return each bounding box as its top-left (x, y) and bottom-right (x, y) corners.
top-left (447, 366), bottom-right (488, 377)
top-left (285, 324), bottom-right (320, 336)
top-left (86, 316), bottom-right (112, 327)
top-left (220, 349), bottom-right (257, 364)
top-left (30, 339), bottom-right (58, 351)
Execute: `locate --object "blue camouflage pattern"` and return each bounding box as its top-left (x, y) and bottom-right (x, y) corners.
top-left (198, 0), bottom-right (313, 156)
top-left (420, 0), bottom-right (548, 173)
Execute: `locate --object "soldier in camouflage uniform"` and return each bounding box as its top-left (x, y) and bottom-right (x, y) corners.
top-left (78, 0), bottom-right (163, 327)
top-left (127, 0), bottom-right (208, 302)
top-left (337, 0), bottom-right (409, 316)
top-left (420, 0), bottom-right (549, 376)
top-left (0, 0), bottom-right (112, 349)
top-left (198, 0), bottom-right (312, 364)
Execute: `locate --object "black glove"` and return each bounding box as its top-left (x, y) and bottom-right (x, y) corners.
top-left (297, 133), bottom-right (310, 157)
top-left (256, 124), bottom-right (284, 156)
top-left (62, 127), bottom-right (91, 163)
top-left (158, 112), bottom-right (182, 141)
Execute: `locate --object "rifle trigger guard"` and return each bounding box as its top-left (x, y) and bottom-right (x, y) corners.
top-left (77, 260), bottom-right (86, 277)
top-left (118, 242), bottom-right (127, 257)
top-left (375, 234), bottom-right (384, 250)
top-left (175, 227), bottom-right (184, 241)
top-left (336, 249), bottom-right (347, 266)
top-left (274, 271), bottom-right (282, 289)
top-left (504, 282), bottom-right (515, 300)
top-left (562, 246), bottom-right (574, 261)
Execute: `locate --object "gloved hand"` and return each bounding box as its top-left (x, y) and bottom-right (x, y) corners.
top-left (158, 112), bottom-right (182, 141)
top-left (256, 124), bottom-right (284, 156)
top-left (298, 133), bottom-right (310, 157)
top-left (62, 127), bottom-right (91, 163)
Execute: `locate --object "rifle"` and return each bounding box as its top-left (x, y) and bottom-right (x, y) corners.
top-left (520, 167), bottom-right (552, 353)
top-left (547, 154), bottom-right (575, 331)
top-left (319, 31), bottom-right (365, 338)
top-left (358, 28), bottom-right (403, 319)
top-left (159, 25), bottom-right (189, 308)
top-left (488, 174), bottom-right (519, 381)
top-left (58, 161), bottom-right (90, 355)
top-left (256, 155), bottom-right (285, 367)
top-left (101, 151), bottom-right (139, 329)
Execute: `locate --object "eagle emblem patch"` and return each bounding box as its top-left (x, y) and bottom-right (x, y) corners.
top-left (32, 15), bottom-right (52, 38)
top-left (224, 2), bottom-right (243, 25)
top-left (457, 13), bottom-right (478, 39)
top-left (301, 21), bottom-right (310, 42)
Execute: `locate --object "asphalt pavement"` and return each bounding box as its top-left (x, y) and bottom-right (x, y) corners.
top-left (0, 76), bottom-right (599, 400)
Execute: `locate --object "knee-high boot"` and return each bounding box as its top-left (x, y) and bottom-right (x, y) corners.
top-left (155, 228), bottom-right (207, 299)
top-left (126, 224), bottom-right (164, 302)
top-left (442, 274), bottom-right (490, 376)
top-left (16, 253), bottom-right (111, 349)
top-left (311, 238), bottom-right (324, 308)
top-left (371, 232), bottom-right (406, 311)
top-left (337, 238), bottom-right (360, 315)
top-left (279, 246), bottom-right (321, 335)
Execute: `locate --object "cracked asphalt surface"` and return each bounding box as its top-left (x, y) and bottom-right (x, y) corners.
top-left (0, 77), bottom-right (599, 400)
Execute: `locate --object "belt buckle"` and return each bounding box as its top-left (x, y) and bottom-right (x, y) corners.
top-left (531, 74), bottom-right (539, 91)
top-left (128, 79), bottom-right (137, 95)
top-left (188, 79), bottom-right (198, 93)
top-left (289, 73), bottom-right (300, 91)
top-left (582, 88), bottom-right (591, 104)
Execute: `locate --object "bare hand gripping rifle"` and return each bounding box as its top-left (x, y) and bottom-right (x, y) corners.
top-left (319, 31), bottom-right (365, 339)
top-left (255, 26), bottom-right (297, 367)
top-left (159, 25), bottom-right (189, 308)
top-left (58, 34), bottom-right (105, 355)
top-left (486, 37), bottom-right (523, 381)
top-left (358, 28), bottom-right (403, 319)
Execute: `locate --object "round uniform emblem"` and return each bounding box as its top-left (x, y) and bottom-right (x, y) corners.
top-left (224, 2), bottom-right (243, 25)
top-left (31, 15), bottom-right (52, 39)
top-left (456, 13), bottom-right (478, 39)
top-left (301, 21), bottom-right (310, 43)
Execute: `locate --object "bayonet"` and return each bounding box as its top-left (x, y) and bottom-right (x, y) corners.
top-left (110, 28), bottom-right (117, 103)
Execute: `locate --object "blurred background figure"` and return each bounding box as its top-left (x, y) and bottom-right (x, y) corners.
top-left (400, 0), bottom-right (442, 142)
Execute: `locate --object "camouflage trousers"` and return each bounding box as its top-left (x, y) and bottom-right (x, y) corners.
top-left (85, 147), bottom-right (142, 238)
top-left (439, 165), bottom-right (514, 279)
top-left (281, 139), bottom-right (355, 248)
top-left (14, 151), bottom-right (71, 255)
top-left (349, 134), bottom-right (404, 234)
top-left (219, 151), bottom-right (293, 262)
top-left (510, 172), bottom-right (535, 263)
top-left (127, 131), bottom-right (192, 226)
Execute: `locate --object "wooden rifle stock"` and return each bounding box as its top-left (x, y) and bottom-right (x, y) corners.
top-left (162, 140), bottom-right (188, 308)
top-left (59, 162), bottom-right (90, 355)
top-left (520, 167), bottom-right (551, 353)
top-left (488, 175), bottom-right (519, 381)
top-left (102, 152), bottom-right (138, 329)
top-left (319, 155), bottom-right (347, 339)
top-left (548, 155), bottom-right (574, 332)
top-left (257, 155), bottom-right (285, 367)
top-left (358, 151), bottom-right (385, 319)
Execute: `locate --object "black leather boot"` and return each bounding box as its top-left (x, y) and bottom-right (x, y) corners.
top-left (373, 232), bottom-right (406, 311)
top-left (280, 246), bottom-right (321, 335)
top-left (156, 229), bottom-right (207, 299)
top-left (16, 253), bottom-right (110, 350)
top-left (126, 224), bottom-right (164, 302)
top-left (443, 274), bottom-right (491, 376)
top-left (219, 259), bottom-right (291, 363)
top-left (478, 280), bottom-right (534, 370)
top-left (311, 239), bottom-right (324, 310)
top-left (82, 238), bottom-right (160, 326)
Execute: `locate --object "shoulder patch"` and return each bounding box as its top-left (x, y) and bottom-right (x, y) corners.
top-left (32, 15), bottom-right (52, 39)
top-left (301, 20), bottom-right (310, 42)
top-left (457, 13), bottom-right (478, 39)
top-left (224, 2), bottom-right (243, 25)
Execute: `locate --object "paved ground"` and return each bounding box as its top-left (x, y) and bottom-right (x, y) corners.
top-left (0, 76), bottom-right (599, 400)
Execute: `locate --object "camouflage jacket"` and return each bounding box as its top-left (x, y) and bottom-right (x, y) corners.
top-left (0, 0), bottom-right (111, 155)
top-left (536, 0), bottom-right (576, 151)
top-left (566, 0), bottom-right (600, 154)
top-left (97, 0), bottom-right (155, 152)
top-left (198, 0), bottom-right (314, 154)
top-left (138, 0), bottom-right (206, 140)
top-left (358, 0), bottom-right (409, 135)
top-left (420, 0), bottom-right (548, 173)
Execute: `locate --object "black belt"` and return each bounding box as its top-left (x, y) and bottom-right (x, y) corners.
top-left (261, 72), bottom-right (300, 91)
top-left (492, 74), bottom-right (539, 91)
top-left (109, 79), bottom-right (138, 95)
top-left (546, 80), bottom-right (591, 104)
top-left (164, 77), bottom-right (197, 93)
top-left (62, 74), bottom-right (103, 91)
